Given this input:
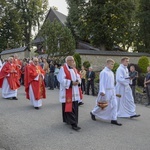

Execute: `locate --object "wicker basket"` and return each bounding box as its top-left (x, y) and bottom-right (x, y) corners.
top-left (97, 101), bottom-right (108, 110)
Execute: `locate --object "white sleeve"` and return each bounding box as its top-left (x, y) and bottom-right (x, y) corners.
top-left (99, 71), bottom-right (106, 94)
top-left (57, 67), bottom-right (71, 89)
top-left (116, 68), bottom-right (130, 86)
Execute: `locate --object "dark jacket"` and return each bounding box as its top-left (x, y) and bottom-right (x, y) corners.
top-left (86, 71), bottom-right (95, 81)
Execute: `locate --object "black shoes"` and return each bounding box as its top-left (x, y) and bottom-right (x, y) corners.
top-left (111, 120), bottom-right (122, 126)
top-left (145, 103), bottom-right (150, 106)
top-left (90, 112), bottom-right (96, 121)
top-left (6, 97), bottom-right (18, 100)
top-left (34, 107), bottom-right (39, 110)
top-left (78, 102), bottom-right (84, 106)
top-left (130, 114), bottom-right (140, 118)
top-left (12, 97), bottom-right (18, 100)
top-left (72, 125), bottom-right (81, 131)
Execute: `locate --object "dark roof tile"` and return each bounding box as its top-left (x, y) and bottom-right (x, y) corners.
top-left (0, 47), bottom-right (28, 55)
top-left (52, 9), bottom-right (67, 25)
top-left (75, 49), bottom-right (150, 57)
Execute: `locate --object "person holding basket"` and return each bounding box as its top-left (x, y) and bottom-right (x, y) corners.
top-left (90, 59), bottom-right (122, 126)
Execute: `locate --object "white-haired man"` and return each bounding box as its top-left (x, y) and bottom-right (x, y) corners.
top-left (57, 56), bottom-right (81, 131)
top-left (0, 57), bottom-right (20, 100)
top-left (25, 57), bottom-right (46, 109)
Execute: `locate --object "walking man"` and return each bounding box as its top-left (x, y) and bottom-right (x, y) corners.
top-left (57, 56), bottom-right (81, 131)
top-left (116, 57), bottom-right (140, 118)
top-left (25, 57), bottom-right (46, 109)
top-left (90, 59), bottom-right (122, 126)
top-left (0, 57), bottom-right (20, 100)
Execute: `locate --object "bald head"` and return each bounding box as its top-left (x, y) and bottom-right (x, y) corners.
top-left (14, 53), bottom-right (18, 59)
top-left (33, 57), bottom-right (39, 66)
top-left (8, 57), bottom-right (13, 63)
top-left (33, 57), bottom-right (38, 62)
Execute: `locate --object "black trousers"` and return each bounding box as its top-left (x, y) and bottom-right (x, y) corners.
top-left (48, 73), bottom-right (54, 89)
top-left (81, 78), bottom-right (86, 93)
top-left (146, 85), bottom-right (150, 104)
top-left (62, 101), bottom-right (78, 126)
top-left (86, 80), bottom-right (95, 95)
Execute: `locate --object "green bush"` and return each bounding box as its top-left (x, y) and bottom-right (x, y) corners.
top-left (83, 61), bottom-right (90, 70)
top-left (94, 71), bottom-right (99, 83)
top-left (138, 56), bottom-right (149, 73)
top-left (137, 73), bottom-right (146, 87)
top-left (112, 62), bottom-right (119, 73)
top-left (73, 53), bottom-right (81, 69)
top-left (74, 57), bottom-right (78, 68)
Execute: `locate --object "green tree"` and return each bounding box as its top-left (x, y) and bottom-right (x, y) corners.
top-left (40, 20), bottom-right (75, 59)
top-left (83, 61), bottom-right (90, 70)
top-left (136, 0), bottom-right (150, 52)
top-left (66, 0), bottom-right (88, 42)
top-left (112, 62), bottom-right (119, 73)
top-left (0, 1), bottom-right (22, 51)
top-left (73, 53), bottom-right (81, 69)
top-left (66, 0), bottom-right (137, 51)
top-left (14, 0), bottom-right (48, 47)
top-left (86, 0), bottom-right (136, 50)
top-left (0, 0), bottom-right (48, 51)
top-left (138, 56), bottom-right (149, 73)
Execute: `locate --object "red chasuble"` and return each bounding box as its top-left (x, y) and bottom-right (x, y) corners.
top-left (13, 59), bottom-right (22, 80)
top-left (0, 62), bottom-right (20, 90)
top-left (25, 64), bottom-right (46, 100)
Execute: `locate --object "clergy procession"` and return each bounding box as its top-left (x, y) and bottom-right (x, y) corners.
top-left (0, 54), bottom-right (141, 131)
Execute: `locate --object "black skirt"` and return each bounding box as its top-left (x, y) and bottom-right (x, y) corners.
top-left (62, 101), bottom-right (78, 126)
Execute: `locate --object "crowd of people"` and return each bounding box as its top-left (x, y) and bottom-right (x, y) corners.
top-left (1, 54), bottom-right (150, 131)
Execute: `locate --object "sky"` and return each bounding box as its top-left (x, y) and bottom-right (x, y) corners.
top-left (49, 0), bottom-right (68, 15)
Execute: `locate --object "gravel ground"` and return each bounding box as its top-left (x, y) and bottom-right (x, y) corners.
top-left (0, 86), bottom-right (149, 150)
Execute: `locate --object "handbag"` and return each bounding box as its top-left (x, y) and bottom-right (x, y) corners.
top-left (97, 96), bottom-right (108, 110)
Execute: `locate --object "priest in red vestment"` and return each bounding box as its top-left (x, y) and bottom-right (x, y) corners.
top-left (0, 57), bottom-right (20, 100)
top-left (13, 54), bottom-right (22, 80)
top-left (25, 58), bottom-right (46, 109)
top-left (57, 56), bottom-right (81, 131)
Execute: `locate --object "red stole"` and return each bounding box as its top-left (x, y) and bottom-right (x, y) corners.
top-left (63, 65), bottom-right (73, 112)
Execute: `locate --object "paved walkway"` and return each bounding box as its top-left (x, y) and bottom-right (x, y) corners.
top-left (0, 86), bottom-right (149, 150)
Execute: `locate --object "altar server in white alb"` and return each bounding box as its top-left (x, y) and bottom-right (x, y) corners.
top-left (57, 56), bottom-right (82, 131)
top-left (115, 57), bottom-right (140, 118)
top-left (90, 59), bottom-right (122, 126)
